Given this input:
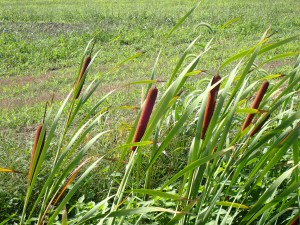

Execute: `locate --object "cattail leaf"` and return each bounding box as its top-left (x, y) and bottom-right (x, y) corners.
top-left (77, 195), bottom-right (115, 224)
top-left (47, 157), bottom-right (104, 224)
top-left (54, 158), bottom-right (91, 205)
top-left (166, 199), bottom-right (197, 225)
top-left (236, 108), bottom-right (266, 114)
top-left (109, 207), bottom-right (186, 217)
top-left (258, 35), bottom-right (300, 55)
top-left (128, 189), bottom-right (189, 201)
top-left (184, 70), bottom-right (204, 77)
top-left (241, 165), bottom-right (299, 224)
top-left (72, 90), bottom-right (114, 136)
top-left (144, 46), bottom-right (210, 146)
top-left (0, 213), bottom-right (16, 225)
top-left (44, 130), bottom-right (111, 205)
top-left (0, 168), bottom-right (21, 173)
top-left (259, 73), bottom-right (284, 80)
top-left (147, 92), bottom-right (203, 169)
top-left (82, 207), bottom-right (187, 224)
top-left (127, 80), bottom-right (157, 85)
top-left (39, 158), bottom-right (92, 224)
top-left (117, 105), bottom-right (140, 110)
top-left (197, 174), bottom-right (233, 224)
top-left (161, 147), bottom-right (233, 190)
top-left (28, 124), bottom-right (109, 220)
top-left (62, 206), bottom-right (68, 225)
top-left (264, 207), bottom-right (294, 225)
top-left (244, 187), bottom-right (300, 225)
top-left (216, 201), bottom-right (250, 209)
top-left (118, 141), bottom-right (154, 150)
top-left (260, 52), bottom-right (300, 67)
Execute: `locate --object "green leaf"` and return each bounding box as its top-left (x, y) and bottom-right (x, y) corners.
top-left (216, 201), bottom-right (250, 209)
top-left (241, 165), bottom-right (300, 224)
top-left (236, 108), bottom-right (266, 114)
top-left (161, 147), bottom-right (233, 190)
top-left (0, 214), bottom-right (16, 225)
top-left (129, 189), bottom-right (189, 201)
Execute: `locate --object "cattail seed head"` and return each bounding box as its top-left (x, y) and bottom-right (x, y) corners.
top-left (131, 87), bottom-right (158, 151)
top-left (242, 81), bottom-right (269, 130)
top-left (75, 55), bottom-right (91, 99)
top-left (250, 113), bottom-right (270, 137)
top-left (28, 125), bottom-right (46, 183)
top-left (201, 75), bottom-right (221, 139)
top-left (290, 216), bottom-right (299, 225)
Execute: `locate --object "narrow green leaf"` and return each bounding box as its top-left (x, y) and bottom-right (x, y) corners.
top-left (241, 165), bottom-right (299, 224)
top-left (129, 189), bottom-right (189, 201)
top-left (47, 157), bottom-right (104, 224)
top-left (116, 141), bottom-right (154, 150)
top-left (166, 200), bottom-right (197, 225)
top-left (216, 201), bottom-right (250, 209)
top-left (0, 213), bottom-right (16, 225)
top-left (161, 147), bottom-right (233, 190)
top-left (236, 108), bottom-right (265, 114)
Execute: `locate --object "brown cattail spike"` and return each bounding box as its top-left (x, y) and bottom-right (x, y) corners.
top-left (75, 55), bottom-right (91, 99)
top-left (250, 113), bottom-right (270, 137)
top-left (290, 215), bottom-right (299, 225)
top-left (131, 87), bottom-right (158, 151)
top-left (28, 125), bottom-right (46, 183)
top-left (201, 75), bottom-right (221, 139)
top-left (242, 81), bottom-right (269, 130)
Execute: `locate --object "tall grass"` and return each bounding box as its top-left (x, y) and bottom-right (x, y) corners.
top-left (1, 2), bottom-right (299, 225)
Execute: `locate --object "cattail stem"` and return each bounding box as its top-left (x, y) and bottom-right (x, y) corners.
top-left (131, 87), bottom-right (158, 151)
top-left (250, 113), bottom-right (270, 137)
top-left (201, 75), bottom-right (221, 139)
top-left (242, 81), bottom-right (269, 130)
top-left (75, 55), bottom-right (91, 99)
top-left (28, 125), bottom-right (46, 183)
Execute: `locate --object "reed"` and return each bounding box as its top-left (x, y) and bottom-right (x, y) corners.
top-left (249, 113), bottom-right (270, 137)
top-left (28, 125), bottom-right (46, 183)
top-left (131, 87), bottom-right (158, 150)
top-left (201, 75), bottom-right (221, 139)
top-left (242, 80), bottom-right (269, 130)
top-left (75, 55), bottom-right (91, 99)
top-left (290, 215), bottom-right (299, 225)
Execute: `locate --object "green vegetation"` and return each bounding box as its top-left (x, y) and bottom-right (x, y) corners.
top-left (0, 0), bottom-right (299, 224)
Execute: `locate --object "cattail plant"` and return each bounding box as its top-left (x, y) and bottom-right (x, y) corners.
top-left (201, 75), bottom-right (221, 139)
top-left (242, 80), bottom-right (269, 130)
top-left (28, 124), bottom-right (46, 183)
top-left (75, 55), bottom-right (91, 99)
top-left (290, 215), bottom-right (299, 225)
top-left (249, 113), bottom-right (270, 137)
top-left (131, 87), bottom-right (158, 151)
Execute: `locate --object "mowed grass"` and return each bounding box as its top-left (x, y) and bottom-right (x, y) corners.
top-left (0, 0), bottom-right (299, 221)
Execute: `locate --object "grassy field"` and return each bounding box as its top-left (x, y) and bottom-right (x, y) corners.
top-left (0, 0), bottom-right (299, 224)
